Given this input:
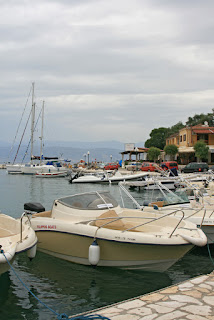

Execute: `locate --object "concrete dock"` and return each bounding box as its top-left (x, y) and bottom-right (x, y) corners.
top-left (72, 272), bottom-right (214, 319)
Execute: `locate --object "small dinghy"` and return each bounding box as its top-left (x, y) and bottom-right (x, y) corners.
top-left (0, 213), bottom-right (37, 275)
top-left (35, 171), bottom-right (67, 178)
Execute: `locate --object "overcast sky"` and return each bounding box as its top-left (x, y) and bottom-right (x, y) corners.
top-left (1, 0), bottom-right (214, 145)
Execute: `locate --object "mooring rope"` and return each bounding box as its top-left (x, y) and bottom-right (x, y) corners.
top-left (0, 249), bottom-right (110, 320)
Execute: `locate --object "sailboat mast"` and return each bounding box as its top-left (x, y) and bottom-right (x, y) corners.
top-left (30, 82), bottom-right (35, 164)
top-left (40, 101), bottom-right (45, 165)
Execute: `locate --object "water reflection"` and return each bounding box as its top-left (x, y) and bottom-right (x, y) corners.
top-left (0, 251), bottom-right (172, 319)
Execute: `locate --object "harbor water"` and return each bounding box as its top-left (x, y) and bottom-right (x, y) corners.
top-left (0, 169), bottom-right (213, 320)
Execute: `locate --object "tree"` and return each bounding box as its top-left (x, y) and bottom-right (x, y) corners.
top-left (164, 144), bottom-right (178, 160)
top-left (148, 147), bottom-right (161, 162)
top-left (168, 122), bottom-right (185, 135)
top-left (193, 141), bottom-right (209, 161)
top-left (186, 113), bottom-right (214, 127)
top-left (145, 127), bottom-right (169, 149)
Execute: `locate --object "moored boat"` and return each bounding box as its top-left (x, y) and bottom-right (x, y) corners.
top-left (70, 171), bottom-right (149, 184)
top-left (35, 171), bottom-right (67, 178)
top-left (123, 180), bottom-right (214, 244)
top-left (0, 213), bottom-right (37, 275)
top-left (25, 191), bottom-right (206, 272)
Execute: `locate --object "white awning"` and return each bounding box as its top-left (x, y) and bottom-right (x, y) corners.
top-left (179, 145), bottom-right (214, 153)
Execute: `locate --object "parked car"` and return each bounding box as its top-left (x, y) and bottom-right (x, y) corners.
top-left (161, 161), bottom-right (178, 171)
top-left (181, 162), bottom-right (209, 173)
top-left (140, 162), bottom-right (159, 172)
top-left (104, 162), bottom-right (119, 170)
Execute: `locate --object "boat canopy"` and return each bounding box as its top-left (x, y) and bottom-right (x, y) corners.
top-left (58, 191), bottom-right (118, 210)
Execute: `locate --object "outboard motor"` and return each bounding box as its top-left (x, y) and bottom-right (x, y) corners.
top-left (24, 202), bottom-right (45, 213)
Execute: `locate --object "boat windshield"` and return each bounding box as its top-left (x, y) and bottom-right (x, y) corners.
top-left (161, 190), bottom-right (190, 206)
top-left (58, 191), bottom-right (118, 210)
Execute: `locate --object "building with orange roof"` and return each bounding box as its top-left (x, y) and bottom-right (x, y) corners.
top-left (166, 122), bottom-right (214, 164)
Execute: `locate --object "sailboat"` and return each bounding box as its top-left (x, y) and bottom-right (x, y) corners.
top-left (6, 83), bottom-right (36, 174)
top-left (6, 83), bottom-right (67, 175)
top-left (21, 98), bottom-right (55, 175)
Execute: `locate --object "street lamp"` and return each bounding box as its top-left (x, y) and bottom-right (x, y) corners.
top-left (84, 154), bottom-right (86, 163)
top-left (87, 151), bottom-right (90, 166)
top-left (110, 155), bottom-right (112, 162)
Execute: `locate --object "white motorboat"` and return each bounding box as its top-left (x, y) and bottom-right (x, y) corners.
top-left (70, 171), bottom-right (149, 184)
top-left (35, 171), bottom-right (67, 178)
top-left (26, 191), bottom-right (206, 272)
top-left (169, 192), bottom-right (214, 244)
top-left (0, 213), bottom-right (37, 275)
top-left (128, 181), bottom-right (214, 244)
top-left (124, 178), bottom-right (177, 190)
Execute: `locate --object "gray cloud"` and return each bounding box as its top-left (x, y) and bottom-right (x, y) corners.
top-left (0, 0), bottom-right (214, 145)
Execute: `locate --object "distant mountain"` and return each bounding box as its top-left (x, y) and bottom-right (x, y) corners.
top-left (45, 140), bottom-right (145, 150)
top-left (0, 140), bottom-right (145, 163)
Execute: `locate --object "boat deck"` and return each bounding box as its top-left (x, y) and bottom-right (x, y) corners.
top-left (71, 272), bottom-right (214, 319)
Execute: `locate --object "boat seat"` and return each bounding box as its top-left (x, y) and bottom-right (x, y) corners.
top-left (95, 210), bottom-right (139, 231)
top-left (72, 202), bottom-right (83, 208)
top-left (149, 201), bottom-right (165, 208)
top-left (32, 210), bottom-right (52, 218)
top-left (88, 199), bottom-right (104, 209)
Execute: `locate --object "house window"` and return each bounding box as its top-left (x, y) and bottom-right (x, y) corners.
top-left (184, 134), bottom-right (186, 142)
top-left (197, 134), bottom-right (208, 143)
top-left (180, 135), bottom-right (182, 142)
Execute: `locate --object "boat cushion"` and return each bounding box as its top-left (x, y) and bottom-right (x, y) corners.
top-left (94, 210), bottom-right (138, 232)
top-left (32, 211), bottom-right (52, 218)
top-left (95, 210), bottom-right (125, 229)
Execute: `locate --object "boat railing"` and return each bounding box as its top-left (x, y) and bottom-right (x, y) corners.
top-left (209, 209), bottom-right (214, 218)
top-left (123, 209), bottom-right (186, 238)
top-left (92, 208), bottom-right (188, 238)
top-left (20, 212), bottom-right (31, 242)
top-left (182, 207), bottom-right (205, 220)
top-left (200, 209), bottom-right (207, 228)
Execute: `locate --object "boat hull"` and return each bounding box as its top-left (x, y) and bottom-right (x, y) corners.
top-left (72, 172), bottom-right (148, 184)
top-left (6, 164), bottom-right (23, 174)
top-left (35, 172), bottom-right (67, 178)
top-left (34, 230), bottom-right (193, 272)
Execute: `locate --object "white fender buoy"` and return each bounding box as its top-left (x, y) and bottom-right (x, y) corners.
top-left (27, 244), bottom-right (37, 260)
top-left (88, 239), bottom-right (100, 266)
top-left (0, 246), bottom-right (16, 263)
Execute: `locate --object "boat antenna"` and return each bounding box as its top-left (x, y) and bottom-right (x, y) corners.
top-left (40, 101), bottom-right (45, 165)
top-left (30, 82), bottom-right (35, 164)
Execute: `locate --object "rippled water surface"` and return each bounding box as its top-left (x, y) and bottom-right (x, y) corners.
top-left (0, 170), bottom-right (213, 320)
